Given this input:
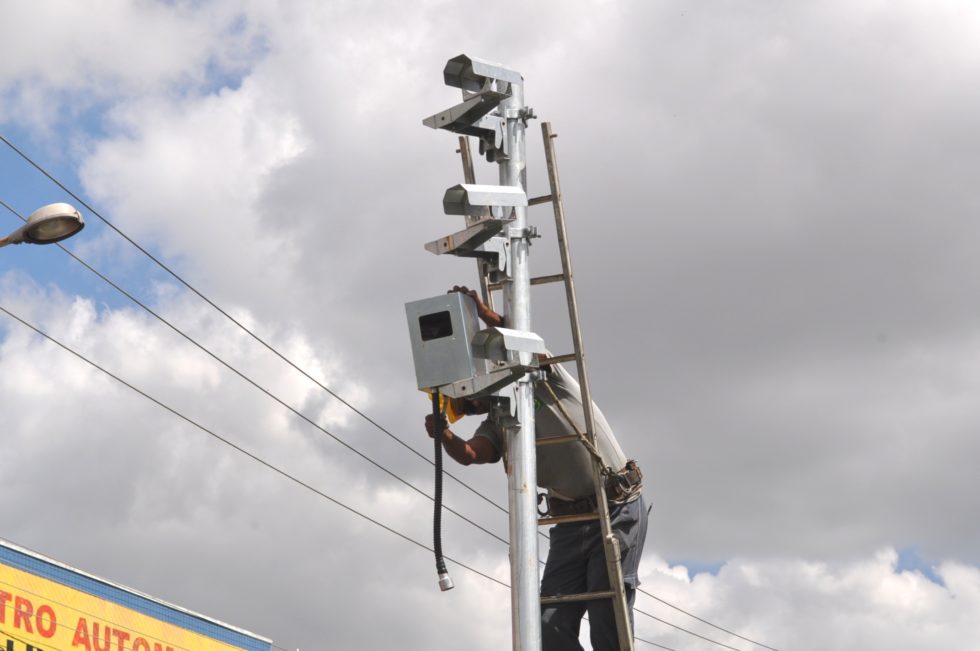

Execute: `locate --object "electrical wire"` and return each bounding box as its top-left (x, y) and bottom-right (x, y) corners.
top-left (0, 161), bottom-right (608, 568)
top-left (0, 302), bottom-right (509, 594)
top-left (0, 139), bottom-right (784, 651)
top-left (637, 588), bottom-right (780, 651)
top-left (0, 197), bottom-right (509, 550)
top-left (0, 194), bottom-right (779, 651)
top-left (0, 133), bottom-right (510, 522)
top-left (0, 297), bottom-right (754, 651)
top-left (0, 302), bottom-right (765, 651)
top-left (635, 636), bottom-right (679, 651)
top-left (0, 191), bottom-right (744, 644)
top-left (634, 607), bottom-right (747, 651)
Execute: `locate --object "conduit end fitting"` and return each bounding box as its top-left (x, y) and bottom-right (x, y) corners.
top-left (438, 572), bottom-right (455, 592)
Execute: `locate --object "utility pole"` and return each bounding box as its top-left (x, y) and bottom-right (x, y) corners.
top-left (420, 55), bottom-right (541, 651)
top-left (414, 55), bottom-right (638, 651)
top-left (497, 65), bottom-right (541, 651)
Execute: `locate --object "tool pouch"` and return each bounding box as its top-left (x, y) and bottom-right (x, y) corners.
top-left (605, 460), bottom-right (643, 502)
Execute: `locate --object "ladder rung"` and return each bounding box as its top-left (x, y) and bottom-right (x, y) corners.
top-left (541, 590), bottom-right (616, 605)
top-left (539, 353), bottom-right (577, 366)
top-left (488, 273), bottom-right (566, 292)
top-left (528, 194), bottom-right (554, 206)
top-left (530, 273), bottom-right (566, 286)
top-left (536, 434), bottom-right (579, 447)
top-left (538, 512), bottom-right (599, 526)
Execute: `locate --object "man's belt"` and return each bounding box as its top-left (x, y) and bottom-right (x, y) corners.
top-left (544, 494), bottom-right (599, 518)
top-left (543, 460), bottom-right (643, 517)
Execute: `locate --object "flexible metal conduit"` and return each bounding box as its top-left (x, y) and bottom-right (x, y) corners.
top-left (432, 390), bottom-right (454, 591)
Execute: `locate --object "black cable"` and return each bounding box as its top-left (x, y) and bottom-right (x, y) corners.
top-left (0, 134), bottom-right (510, 519)
top-left (0, 302), bottom-right (509, 592)
top-left (0, 197), bottom-right (510, 549)
top-left (431, 389), bottom-right (452, 590)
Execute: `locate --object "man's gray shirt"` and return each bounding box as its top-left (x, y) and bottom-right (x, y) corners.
top-left (474, 363), bottom-right (629, 500)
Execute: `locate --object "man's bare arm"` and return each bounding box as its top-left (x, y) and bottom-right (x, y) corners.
top-left (425, 414), bottom-right (500, 465)
top-left (450, 285), bottom-right (504, 328)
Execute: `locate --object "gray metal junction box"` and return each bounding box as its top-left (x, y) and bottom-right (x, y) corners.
top-left (405, 292), bottom-right (487, 393)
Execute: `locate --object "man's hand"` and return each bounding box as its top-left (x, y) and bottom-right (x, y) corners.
top-left (449, 285), bottom-right (504, 328)
top-left (424, 411), bottom-right (501, 466)
top-left (425, 412), bottom-right (449, 439)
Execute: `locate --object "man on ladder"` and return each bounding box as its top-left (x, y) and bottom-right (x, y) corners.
top-left (424, 286), bottom-right (648, 651)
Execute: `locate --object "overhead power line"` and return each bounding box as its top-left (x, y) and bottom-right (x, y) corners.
top-left (1, 194), bottom-right (779, 651)
top-left (637, 588), bottom-right (781, 651)
top-left (0, 137), bottom-right (784, 651)
top-left (0, 197), bottom-right (509, 548)
top-left (0, 302), bottom-right (763, 651)
top-left (0, 133), bottom-right (511, 521)
top-left (635, 637), bottom-right (679, 651)
top-left (0, 302), bottom-right (508, 592)
top-left (635, 608), bottom-right (747, 651)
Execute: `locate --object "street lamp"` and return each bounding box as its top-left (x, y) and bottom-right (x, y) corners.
top-left (0, 203), bottom-right (84, 247)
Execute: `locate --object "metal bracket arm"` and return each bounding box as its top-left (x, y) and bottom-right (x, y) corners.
top-left (424, 218), bottom-right (510, 258)
top-left (436, 361), bottom-right (536, 399)
top-left (422, 90), bottom-right (510, 134)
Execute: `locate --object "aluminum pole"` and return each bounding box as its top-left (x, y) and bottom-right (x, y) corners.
top-left (498, 80), bottom-right (540, 651)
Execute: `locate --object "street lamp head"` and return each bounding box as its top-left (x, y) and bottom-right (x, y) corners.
top-left (3, 203), bottom-right (84, 246)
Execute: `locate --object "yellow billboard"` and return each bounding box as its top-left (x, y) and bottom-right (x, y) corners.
top-left (0, 540), bottom-right (271, 651)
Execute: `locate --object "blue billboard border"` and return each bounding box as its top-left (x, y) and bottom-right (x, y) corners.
top-left (0, 542), bottom-right (271, 651)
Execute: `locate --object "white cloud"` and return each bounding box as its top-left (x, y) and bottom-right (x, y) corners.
top-left (0, 273), bottom-right (517, 648)
top-left (634, 550), bottom-right (980, 651)
top-left (0, 0), bottom-right (262, 131)
top-left (78, 79), bottom-right (307, 307)
top-left (0, 274), bottom-right (373, 516)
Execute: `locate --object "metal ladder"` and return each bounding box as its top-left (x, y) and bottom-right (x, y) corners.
top-left (456, 123), bottom-right (635, 651)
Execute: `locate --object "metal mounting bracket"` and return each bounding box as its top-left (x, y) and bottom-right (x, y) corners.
top-left (424, 217), bottom-right (511, 258)
top-left (479, 236), bottom-right (509, 273)
top-left (436, 360), bottom-right (535, 399)
top-left (422, 90), bottom-right (510, 134)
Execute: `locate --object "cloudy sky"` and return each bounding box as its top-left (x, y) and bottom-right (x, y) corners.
top-left (2, 1), bottom-right (979, 649)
